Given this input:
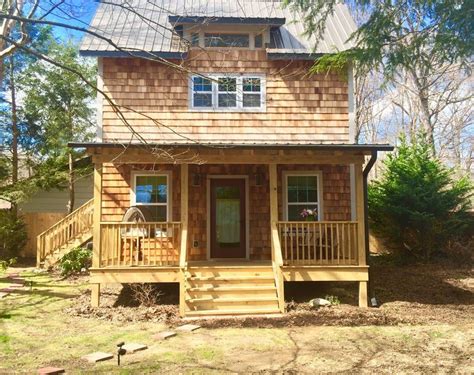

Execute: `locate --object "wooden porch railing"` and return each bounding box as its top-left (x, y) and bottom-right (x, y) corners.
top-left (277, 221), bottom-right (359, 265)
top-left (99, 222), bottom-right (182, 267)
top-left (37, 198), bottom-right (94, 265)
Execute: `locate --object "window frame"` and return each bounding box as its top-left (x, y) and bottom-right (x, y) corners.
top-left (204, 32), bottom-right (250, 48)
top-left (282, 171), bottom-right (323, 221)
top-left (189, 73), bottom-right (266, 112)
top-left (130, 171), bottom-right (172, 222)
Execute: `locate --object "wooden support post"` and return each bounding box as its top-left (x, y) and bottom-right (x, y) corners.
top-left (359, 281), bottom-right (368, 307)
top-left (269, 164), bottom-right (278, 225)
top-left (354, 164), bottom-right (367, 266)
top-left (92, 163), bottom-right (102, 269)
top-left (91, 164), bottom-right (102, 307)
top-left (91, 283), bottom-right (100, 307)
top-left (179, 164), bottom-right (188, 317)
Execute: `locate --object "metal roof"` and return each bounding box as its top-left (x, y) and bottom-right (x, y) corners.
top-left (80, 0), bottom-right (357, 58)
top-left (69, 142), bottom-right (394, 152)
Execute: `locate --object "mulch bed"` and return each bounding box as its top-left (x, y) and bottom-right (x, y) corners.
top-left (64, 261), bottom-right (473, 328)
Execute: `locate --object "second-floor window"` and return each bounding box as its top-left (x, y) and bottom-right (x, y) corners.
top-left (190, 74), bottom-right (265, 111)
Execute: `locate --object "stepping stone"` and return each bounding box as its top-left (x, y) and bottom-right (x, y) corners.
top-left (81, 352), bottom-right (114, 363)
top-left (38, 367), bottom-right (65, 374)
top-left (9, 278), bottom-right (24, 284)
top-left (0, 292), bottom-right (9, 299)
top-left (7, 273), bottom-right (20, 278)
top-left (152, 331), bottom-right (177, 340)
top-left (0, 288), bottom-right (17, 293)
top-left (176, 324), bottom-right (201, 332)
top-left (123, 343), bottom-right (148, 354)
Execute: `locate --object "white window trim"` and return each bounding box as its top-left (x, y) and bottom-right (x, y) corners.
top-left (189, 73), bottom-right (266, 112)
top-left (282, 171), bottom-right (324, 221)
top-left (130, 171), bottom-right (173, 221)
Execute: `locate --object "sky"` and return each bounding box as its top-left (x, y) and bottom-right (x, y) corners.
top-left (45, 0), bottom-right (99, 43)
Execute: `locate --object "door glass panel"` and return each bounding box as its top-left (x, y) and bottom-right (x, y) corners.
top-left (215, 186), bottom-right (240, 246)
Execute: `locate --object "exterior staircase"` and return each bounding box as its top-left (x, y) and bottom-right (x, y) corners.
top-left (36, 199), bottom-right (94, 267)
top-left (183, 263), bottom-right (281, 317)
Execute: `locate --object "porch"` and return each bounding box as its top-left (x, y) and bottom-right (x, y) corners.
top-left (74, 144), bottom-right (391, 316)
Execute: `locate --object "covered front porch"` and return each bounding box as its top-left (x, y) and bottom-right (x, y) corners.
top-left (80, 144), bottom-right (391, 316)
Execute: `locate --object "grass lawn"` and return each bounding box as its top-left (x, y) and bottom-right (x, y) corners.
top-left (0, 265), bottom-right (473, 374)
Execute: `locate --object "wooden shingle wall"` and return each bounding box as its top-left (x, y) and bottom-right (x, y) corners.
top-left (101, 163), bottom-right (181, 222)
top-left (100, 162), bottom-right (351, 261)
top-left (101, 50), bottom-right (349, 144)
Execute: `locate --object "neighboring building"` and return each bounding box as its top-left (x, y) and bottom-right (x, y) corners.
top-left (38, 0), bottom-right (392, 317)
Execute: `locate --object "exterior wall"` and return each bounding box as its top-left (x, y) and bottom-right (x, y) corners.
top-left (99, 161), bottom-right (351, 262)
top-left (100, 50), bottom-right (349, 144)
top-left (277, 164), bottom-right (351, 221)
top-left (101, 163), bottom-right (181, 222)
top-left (18, 175), bottom-right (93, 213)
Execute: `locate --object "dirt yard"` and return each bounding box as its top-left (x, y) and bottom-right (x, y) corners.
top-left (0, 261), bottom-right (472, 374)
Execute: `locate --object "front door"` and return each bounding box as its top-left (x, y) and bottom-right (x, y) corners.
top-left (210, 178), bottom-right (246, 258)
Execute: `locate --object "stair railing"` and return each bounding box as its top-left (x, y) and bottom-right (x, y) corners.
top-left (36, 198), bottom-right (94, 266)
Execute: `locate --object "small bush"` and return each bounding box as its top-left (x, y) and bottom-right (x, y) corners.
top-left (58, 247), bottom-right (92, 276)
top-left (129, 283), bottom-right (163, 307)
top-left (324, 295), bottom-right (341, 305)
top-left (0, 258), bottom-right (17, 272)
top-left (369, 136), bottom-right (473, 261)
top-left (0, 211), bottom-right (27, 260)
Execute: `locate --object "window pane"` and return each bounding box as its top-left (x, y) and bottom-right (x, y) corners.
top-left (191, 32), bottom-right (199, 46)
top-left (287, 175), bottom-right (318, 203)
top-left (140, 205), bottom-right (167, 222)
top-left (244, 78), bottom-right (261, 92)
top-left (288, 204), bottom-right (308, 221)
top-left (218, 93), bottom-right (237, 107)
top-left (194, 93), bottom-right (213, 107)
top-left (193, 76), bottom-right (212, 92)
top-left (136, 176), bottom-right (167, 204)
top-left (254, 34), bottom-right (263, 48)
top-left (218, 77), bottom-right (236, 92)
top-left (243, 93), bottom-right (261, 107)
top-left (243, 78), bottom-right (261, 92)
top-left (204, 33), bottom-right (249, 47)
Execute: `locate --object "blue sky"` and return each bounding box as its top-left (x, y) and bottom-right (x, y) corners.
top-left (46, 0), bottom-right (98, 43)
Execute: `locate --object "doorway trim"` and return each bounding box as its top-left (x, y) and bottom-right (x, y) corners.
top-left (206, 175), bottom-right (250, 260)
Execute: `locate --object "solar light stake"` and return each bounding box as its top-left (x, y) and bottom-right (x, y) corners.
top-left (117, 342), bottom-right (126, 366)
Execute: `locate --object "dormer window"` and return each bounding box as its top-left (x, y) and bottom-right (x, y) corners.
top-left (190, 74), bottom-right (266, 112)
top-left (204, 33), bottom-right (250, 48)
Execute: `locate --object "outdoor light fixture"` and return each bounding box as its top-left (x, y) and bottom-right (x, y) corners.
top-left (191, 172), bottom-right (202, 187)
top-left (117, 342), bottom-right (126, 366)
top-left (191, 166), bottom-right (202, 186)
top-left (254, 168), bottom-right (264, 186)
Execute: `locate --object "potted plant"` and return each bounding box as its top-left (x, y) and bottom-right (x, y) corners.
top-left (300, 208), bottom-right (318, 221)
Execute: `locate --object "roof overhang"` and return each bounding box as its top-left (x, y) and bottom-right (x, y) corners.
top-left (169, 15), bottom-right (286, 26)
top-left (69, 142), bottom-right (394, 153)
top-left (266, 49), bottom-right (324, 60)
top-left (79, 50), bottom-right (188, 59)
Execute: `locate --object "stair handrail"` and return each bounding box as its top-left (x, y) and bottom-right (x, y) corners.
top-left (36, 198), bottom-right (94, 266)
top-left (271, 221), bottom-right (285, 313)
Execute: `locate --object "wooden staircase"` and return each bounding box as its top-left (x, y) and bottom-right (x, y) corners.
top-left (183, 263), bottom-right (281, 317)
top-left (37, 199), bottom-right (94, 267)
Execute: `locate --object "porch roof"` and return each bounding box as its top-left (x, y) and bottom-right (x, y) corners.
top-left (69, 142), bottom-right (394, 152)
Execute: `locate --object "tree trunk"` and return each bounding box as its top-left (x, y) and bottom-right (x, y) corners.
top-left (9, 57), bottom-right (18, 217)
top-left (67, 151), bottom-right (74, 214)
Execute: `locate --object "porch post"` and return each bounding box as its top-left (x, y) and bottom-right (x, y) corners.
top-left (179, 164), bottom-right (188, 317)
top-left (91, 162), bottom-right (102, 307)
top-left (355, 163), bottom-right (368, 307)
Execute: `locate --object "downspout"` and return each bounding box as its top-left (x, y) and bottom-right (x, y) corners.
top-left (362, 150), bottom-right (377, 307)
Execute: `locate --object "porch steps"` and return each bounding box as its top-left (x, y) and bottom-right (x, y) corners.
top-left (42, 230), bottom-right (93, 268)
top-left (184, 264), bottom-right (280, 317)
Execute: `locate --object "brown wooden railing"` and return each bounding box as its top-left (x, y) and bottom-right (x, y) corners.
top-left (37, 198), bottom-right (94, 265)
top-left (277, 221), bottom-right (359, 265)
top-left (99, 222), bottom-right (182, 267)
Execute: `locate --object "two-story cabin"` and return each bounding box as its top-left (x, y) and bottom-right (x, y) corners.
top-left (38, 0), bottom-right (392, 317)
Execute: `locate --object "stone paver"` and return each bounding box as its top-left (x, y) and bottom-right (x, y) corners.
top-left (123, 343), bottom-right (148, 354)
top-left (81, 352), bottom-right (114, 363)
top-left (37, 367), bottom-right (65, 374)
top-left (152, 331), bottom-right (177, 340)
top-left (0, 291), bottom-right (10, 299)
top-left (176, 324), bottom-right (201, 332)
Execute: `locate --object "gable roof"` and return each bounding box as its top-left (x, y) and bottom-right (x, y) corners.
top-left (80, 0), bottom-right (357, 59)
